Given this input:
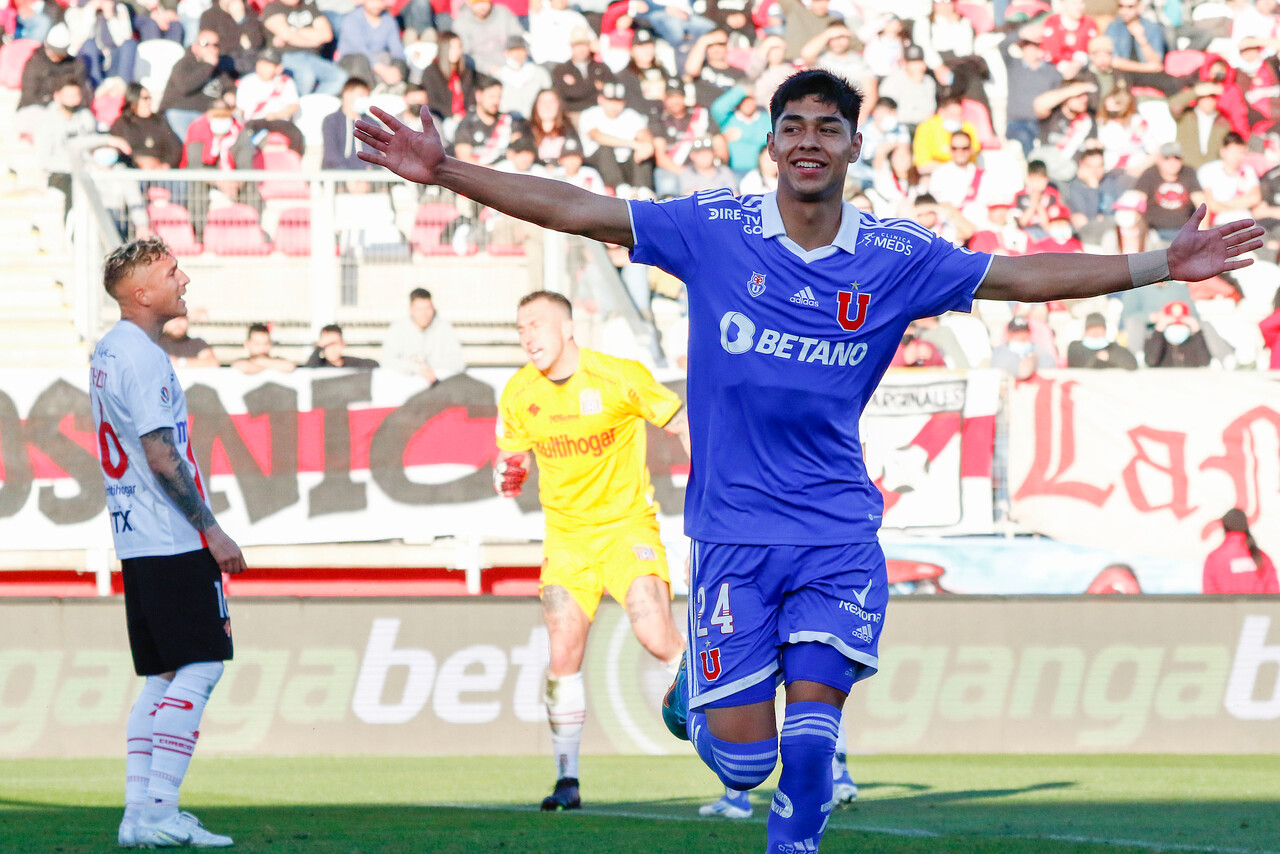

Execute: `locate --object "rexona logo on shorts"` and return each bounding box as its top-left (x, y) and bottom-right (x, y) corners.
top-left (719, 311), bottom-right (869, 367)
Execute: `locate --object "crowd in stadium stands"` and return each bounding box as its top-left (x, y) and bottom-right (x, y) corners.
top-left (5, 0), bottom-right (1280, 369)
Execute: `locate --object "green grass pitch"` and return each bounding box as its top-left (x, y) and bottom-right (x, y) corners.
top-left (3, 755), bottom-right (1279, 853)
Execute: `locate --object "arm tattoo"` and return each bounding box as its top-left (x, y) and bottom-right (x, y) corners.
top-left (141, 427), bottom-right (217, 533)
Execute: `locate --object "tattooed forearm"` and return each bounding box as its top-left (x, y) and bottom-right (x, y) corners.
top-left (140, 427), bottom-right (217, 532)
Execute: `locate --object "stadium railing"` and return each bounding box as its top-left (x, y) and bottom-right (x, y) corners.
top-left (69, 165), bottom-right (663, 365)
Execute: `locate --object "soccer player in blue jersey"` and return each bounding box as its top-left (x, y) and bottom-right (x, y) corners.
top-left (354, 69), bottom-right (1263, 852)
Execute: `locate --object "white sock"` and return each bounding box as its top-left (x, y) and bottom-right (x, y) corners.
top-left (546, 672), bottom-right (585, 781)
top-left (126, 676), bottom-right (170, 814)
top-left (144, 661), bottom-right (224, 823)
top-left (664, 652), bottom-right (683, 679)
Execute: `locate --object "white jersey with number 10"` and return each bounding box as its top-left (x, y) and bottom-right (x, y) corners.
top-left (90, 320), bottom-right (208, 559)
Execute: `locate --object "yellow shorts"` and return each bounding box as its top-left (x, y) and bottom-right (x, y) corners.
top-left (541, 517), bottom-right (671, 621)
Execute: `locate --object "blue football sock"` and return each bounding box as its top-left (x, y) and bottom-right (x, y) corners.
top-left (687, 710), bottom-right (720, 775)
top-left (707, 732), bottom-right (778, 791)
top-left (767, 701), bottom-right (840, 852)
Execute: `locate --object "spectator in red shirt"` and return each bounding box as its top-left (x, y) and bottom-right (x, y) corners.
top-left (1041, 0), bottom-right (1098, 72)
top-left (890, 330), bottom-right (947, 367)
top-left (1028, 203), bottom-right (1084, 253)
top-left (1203, 509), bottom-right (1279, 594)
top-left (1260, 286), bottom-right (1280, 370)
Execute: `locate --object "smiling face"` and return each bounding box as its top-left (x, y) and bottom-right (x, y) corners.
top-left (516, 296), bottom-right (574, 376)
top-left (768, 95), bottom-right (860, 203)
top-left (139, 254), bottom-right (190, 323)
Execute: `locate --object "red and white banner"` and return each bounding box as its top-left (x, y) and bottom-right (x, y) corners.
top-left (0, 367), bottom-right (998, 551)
top-left (1009, 371), bottom-right (1280, 560)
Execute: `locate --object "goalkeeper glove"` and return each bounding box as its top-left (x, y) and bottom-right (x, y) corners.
top-left (494, 454), bottom-right (528, 497)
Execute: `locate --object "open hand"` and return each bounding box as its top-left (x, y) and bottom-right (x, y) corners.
top-left (1167, 205), bottom-right (1264, 282)
top-left (355, 106), bottom-right (446, 185)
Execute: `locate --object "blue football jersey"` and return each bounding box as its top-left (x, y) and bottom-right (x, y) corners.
top-left (628, 189), bottom-right (992, 545)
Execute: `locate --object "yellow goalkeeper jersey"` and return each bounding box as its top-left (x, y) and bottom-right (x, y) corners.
top-left (497, 349), bottom-right (682, 532)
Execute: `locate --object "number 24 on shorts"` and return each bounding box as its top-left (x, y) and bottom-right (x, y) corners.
top-left (695, 583), bottom-right (735, 637)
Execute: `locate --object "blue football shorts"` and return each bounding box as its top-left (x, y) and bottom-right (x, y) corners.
top-left (685, 540), bottom-right (889, 711)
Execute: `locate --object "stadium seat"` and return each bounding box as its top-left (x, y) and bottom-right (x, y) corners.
top-left (962, 98), bottom-right (1001, 150)
top-left (257, 140), bottom-right (310, 200)
top-left (273, 206), bottom-right (312, 256)
top-left (411, 202), bottom-right (461, 255)
top-left (134, 39), bottom-right (185, 102)
top-left (1164, 49), bottom-right (1206, 78)
top-left (93, 92), bottom-right (125, 126)
top-left (205, 204), bottom-right (273, 255)
top-left (955, 2), bottom-right (994, 34)
top-left (486, 243), bottom-right (526, 256)
top-left (0, 39), bottom-right (40, 90)
top-left (148, 199), bottom-right (204, 256)
top-left (296, 92), bottom-right (341, 153)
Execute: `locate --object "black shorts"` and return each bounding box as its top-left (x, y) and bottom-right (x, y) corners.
top-left (122, 548), bottom-right (234, 676)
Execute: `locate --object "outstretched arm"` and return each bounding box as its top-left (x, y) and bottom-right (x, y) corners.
top-left (355, 107), bottom-right (634, 247)
top-left (976, 206), bottom-right (1264, 302)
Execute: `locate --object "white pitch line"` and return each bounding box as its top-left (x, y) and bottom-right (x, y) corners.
top-left (436, 803), bottom-right (1280, 853)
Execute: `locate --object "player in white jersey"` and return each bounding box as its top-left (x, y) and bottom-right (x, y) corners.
top-left (354, 70), bottom-right (1262, 852)
top-left (90, 238), bottom-right (247, 849)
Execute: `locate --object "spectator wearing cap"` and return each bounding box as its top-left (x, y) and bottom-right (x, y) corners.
top-left (262, 0), bottom-right (348, 96)
top-left (678, 135), bottom-right (736, 194)
top-left (1222, 37), bottom-right (1280, 138)
top-left (65, 0), bottom-right (139, 89)
top-left (775, 0), bottom-right (839, 61)
top-left (878, 43), bottom-right (937, 132)
top-left (577, 79), bottom-right (656, 194)
top-left (709, 84), bottom-right (769, 175)
top-left (991, 316), bottom-right (1058, 379)
top-left (1134, 142), bottom-right (1204, 242)
top-left (1197, 132), bottom-right (1261, 227)
top-left (550, 26), bottom-right (613, 115)
top-left (1028, 203), bottom-right (1084, 253)
top-left (912, 93), bottom-right (979, 174)
top-left (1065, 144), bottom-right (1124, 246)
top-left (553, 136), bottom-right (609, 194)
top-left (1041, 0), bottom-right (1097, 73)
top-left (1145, 300), bottom-right (1211, 368)
top-left (528, 88), bottom-right (582, 165)
top-left (18, 24), bottom-right (90, 112)
top-left (1168, 60), bottom-right (1232, 171)
top-left (1067, 312), bottom-right (1137, 368)
top-left (651, 79), bottom-right (726, 197)
top-left (614, 26), bottom-right (669, 120)
top-left (323, 77), bottom-right (375, 169)
top-left (999, 18), bottom-right (1063, 156)
top-left (453, 0), bottom-right (525, 76)
top-left (497, 35), bottom-right (551, 118)
top-left (336, 0), bottom-right (406, 83)
top-left (236, 47), bottom-right (301, 127)
top-left (422, 32), bottom-right (478, 121)
top-left (199, 0), bottom-right (268, 76)
top-left (528, 0), bottom-right (593, 65)
top-left (158, 28), bottom-right (237, 141)
top-left (453, 73), bottom-right (533, 165)
top-left (800, 23), bottom-right (877, 108)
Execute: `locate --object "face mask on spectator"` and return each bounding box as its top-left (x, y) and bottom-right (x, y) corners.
top-left (1114, 209), bottom-right (1140, 229)
top-left (1164, 323), bottom-right (1191, 345)
top-left (93, 147), bottom-right (119, 167)
top-left (209, 117), bottom-right (233, 135)
top-left (1049, 224), bottom-right (1073, 241)
top-left (1082, 335), bottom-right (1109, 350)
top-left (1239, 59), bottom-right (1262, 75)
top-left (356, 97), bottom-right (372, 115)
top-left (877, 114), bottom-right (899, 132)
top-left (1009, 339), bottom-right (1033, 355)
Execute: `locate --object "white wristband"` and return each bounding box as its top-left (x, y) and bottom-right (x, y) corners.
top-left (1128, 249), bottom-right (1170, 288)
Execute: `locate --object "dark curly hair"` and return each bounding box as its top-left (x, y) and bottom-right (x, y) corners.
top-left (103, 238), bottom-right (171, 297)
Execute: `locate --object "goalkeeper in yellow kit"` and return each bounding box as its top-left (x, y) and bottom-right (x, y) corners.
top-left (495, 290), bottom-right (690, 811)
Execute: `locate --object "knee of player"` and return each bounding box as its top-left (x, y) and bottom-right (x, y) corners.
top-left (172, 660), bottom-right (225, 698)
top-left (710, 735), bottom-right (778, 791)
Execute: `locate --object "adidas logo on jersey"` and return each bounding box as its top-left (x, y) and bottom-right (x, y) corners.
top-left (790, 287), bottom-right (819, 308)
top-left (852, 624), bottom-right (874, 644)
